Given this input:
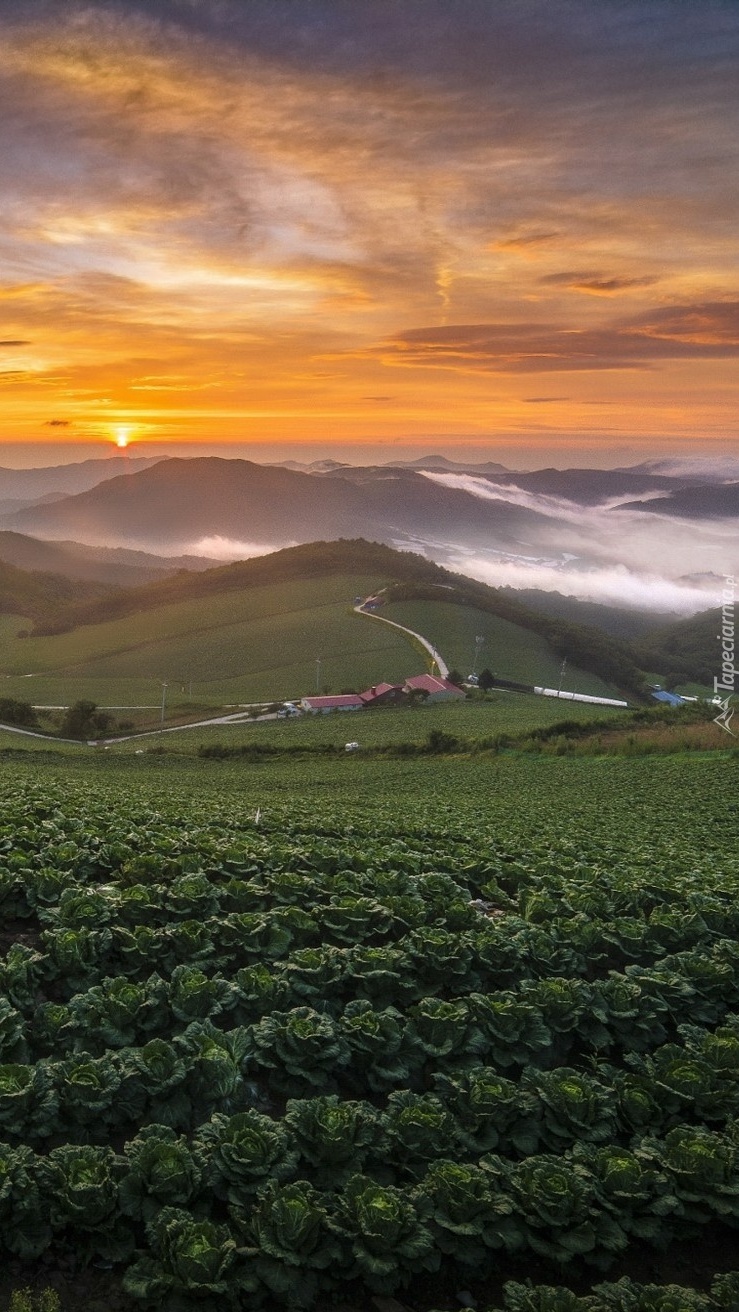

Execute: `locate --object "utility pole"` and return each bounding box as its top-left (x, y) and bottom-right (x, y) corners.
top-left (161, 681), bottom-right (168, 725)
top-left (473, 634), bottom-right (485, 674)
top-left (315, 657), bottom-right (322, 693)
top-left (557, 659), bottom-right (567, 697)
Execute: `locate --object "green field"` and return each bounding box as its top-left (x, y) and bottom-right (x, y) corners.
top-left (0, 572), bottom-right (629, 721)
top-left (383, 598), bottom-right (624, 696)
top-left (0, 690), bottom-right (626, 754)
top-left (118, 690), bottom-right (626, 753)
top-left (0, 574), bottom-right (425, 707)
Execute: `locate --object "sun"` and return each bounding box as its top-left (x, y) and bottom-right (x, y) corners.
top-left (112, 425), bottom-right (133, 449)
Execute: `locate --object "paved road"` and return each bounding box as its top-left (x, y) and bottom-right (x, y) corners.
top-left (0, 603), bottom-right (451, 747)
top-left (0, 707), bottom-right (280, 748)
top-left (354, 600), bottom-right (449, 679)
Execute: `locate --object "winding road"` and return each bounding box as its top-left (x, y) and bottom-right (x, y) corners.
top-left (0, 599), bottom-right (451, 746)
top-left (354, 598), bottom-right (449, 678)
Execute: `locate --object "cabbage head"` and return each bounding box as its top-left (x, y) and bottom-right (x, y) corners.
top-left (117, 1038), bottom-right (191, 1129)
top-left (56, 1053), bottom-right (121, 1131)
top-left (233, 963), bottom-right (291, 1023)
top-left (499, 1279), bottom-right (594, 1310)
top-left (526, 1068), bottom-right (617, 1148)
top-left (241, 1179), bottom-right (341, 1307)
top-left (344, 945), bottom-right (420, 1010)
top-left (284, 1095), bottom-right (385, 1186)
top-left (419, 1159), bottom-right (501, 1269)
top-left (435, 1067), bottom-right (541, 1154)
top-left (121, 1124), bottom-right (205, 1222)
top-left (67, 973), bottom-right (168, 1051)
top-left (385, 1091), bottom-right (461, 1177)
top-left (338, 1000), bottom-right (412, 1092)
top-left (0, 997), bottom-right (27, 1064)
top-left (330, 1173), bottom-right (437, 1293)
top-left (0, 943), bottom-right (47, 1009)
top-left (196, 1108), bottom-right (298, 1202)
top-left (169, 965), bottom-right (236, 1023)
top-left (0, 1061), bottom-right (58, 1141)
top-left (123, 1206), bottom-right (245, 1308)
top-left (250, 1007), bottom-right (348, 1093)
top-left (0, 1140), bottom-right (51, 1259)
top-left (282, 947), bottom-right (345, 1004)
top-left (510, 1155), bottom-right (602, 1262)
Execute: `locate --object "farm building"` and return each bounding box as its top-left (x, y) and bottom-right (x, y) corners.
top-left (359, 682), bottom-right (408, 707)
top-left (403, 674), bottom-right (466, 703)
top-left (650, 690), bottom-right (686, 707)
top-left (300, 694), bottom-right (364, 714)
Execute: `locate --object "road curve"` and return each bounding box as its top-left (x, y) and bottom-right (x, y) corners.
top-left (354, 602), bottom-right (449, 679)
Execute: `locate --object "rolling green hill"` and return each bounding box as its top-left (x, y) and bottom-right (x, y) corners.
top-left (0, 539), bottom-right (648, 711)
top-left (634, 607), bottom-right (722, 687)
top-left (382, 599), bottom-right (623, 697)
top-left (0, 557), bottom-right (110, 624)
top-left (0, 574), bottom-right (417, 705)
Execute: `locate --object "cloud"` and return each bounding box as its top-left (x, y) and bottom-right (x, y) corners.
top-left (493, 232), bottom-right (561, 254)
top-left (447, 553), bottom-right (718, 615)
top-left (187, 535), bottom-right (287, 560)
top-left (0, 2), bottom-right (737, 443)
top-left (623, 455), bottom-right (739, 482)
top-left (0, 339), bottom-right (30, 346)
top-left (420, 471), bottom-right (738, 610)
top-left (375, 302), bottom-right (739, 374)
top-left (539, 273), bottom-right (659, 295)
top-left (42, 418), bottom-right (71, 426)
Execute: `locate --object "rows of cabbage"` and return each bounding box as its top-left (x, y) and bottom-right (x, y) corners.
top-left (0, 758), bottom-right (737, 1308)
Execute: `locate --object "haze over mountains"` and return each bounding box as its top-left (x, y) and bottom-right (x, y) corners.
top-left (1, 453), bottom-right (735, 616)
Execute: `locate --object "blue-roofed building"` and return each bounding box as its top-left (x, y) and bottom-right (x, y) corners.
top-left (651, 690), bottom-right (686, 707)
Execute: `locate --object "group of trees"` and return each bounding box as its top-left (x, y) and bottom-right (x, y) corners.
top-left (0, 697), bottom-right (38, 728)
top-left (59, 701), bottom-right (113, 740)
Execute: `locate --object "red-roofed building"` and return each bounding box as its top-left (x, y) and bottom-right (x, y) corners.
top-left (403, 674), bottom-right (465, 702)
top-left (359, 682), bottom-right (407, 707)
top-left (300, 694), bottom-right (364, 714)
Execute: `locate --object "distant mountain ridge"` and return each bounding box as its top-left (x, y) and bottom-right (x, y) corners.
top-left (0, 455), bottom-right (165, 499)
top-left (6, 456), bottom-right (555, 553)
top-left (619, 482), bottom-right (739, 518)
top-left (0, 531), bottom-right (214, 587)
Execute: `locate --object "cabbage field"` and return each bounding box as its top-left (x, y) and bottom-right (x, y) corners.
top-left (0, 751), bottom-right (738, 1311)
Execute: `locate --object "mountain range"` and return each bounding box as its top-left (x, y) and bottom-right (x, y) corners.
top-left (0, 452), bottom-right (735, 622)
top-left (5, 454), bottom-right (736, 552)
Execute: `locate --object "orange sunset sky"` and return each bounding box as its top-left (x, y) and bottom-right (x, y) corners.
top-left (1, 0), bottom-right (738, 466)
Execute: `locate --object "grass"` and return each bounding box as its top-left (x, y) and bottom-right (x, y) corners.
top-left (382, 598), bottom-right (623, 696)
top-left (108, 690), bottom-right (624, 753)
top-left (0, 574), bottom-right (425, 706)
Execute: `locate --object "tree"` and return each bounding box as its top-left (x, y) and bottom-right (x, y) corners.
top-left (447, 669), bottom-right (464, 687)
top-left (478, 668), bottom-right (495, 691)
top-left (0, 698), bottom-right (38, 728)
top-left (60, 700), bottom-right (113, 740)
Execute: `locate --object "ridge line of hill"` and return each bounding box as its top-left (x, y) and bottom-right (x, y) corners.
top-left (23, 538), bottom-right (644, 695)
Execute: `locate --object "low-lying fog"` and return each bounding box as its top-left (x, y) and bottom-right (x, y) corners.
top-left (420, 472), bottom-right (736, 615)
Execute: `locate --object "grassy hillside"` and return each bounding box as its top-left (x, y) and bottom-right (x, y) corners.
top-left (0, 538), bottom-right (657, 717)
top-left (634, 606), bottom-right (722, 686)
top-left (0, 574), bottom-right (421, 705)
top-left (0, 557), bottom-right (109, 624)
top-left (21, 538), bottom-right (644, 691)
top-left (0, 530), bottom-right (211, 587)
top-left (382, 599), bottom-right (623, 697)
top-left (502, 587), bottom-right (667, 640)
